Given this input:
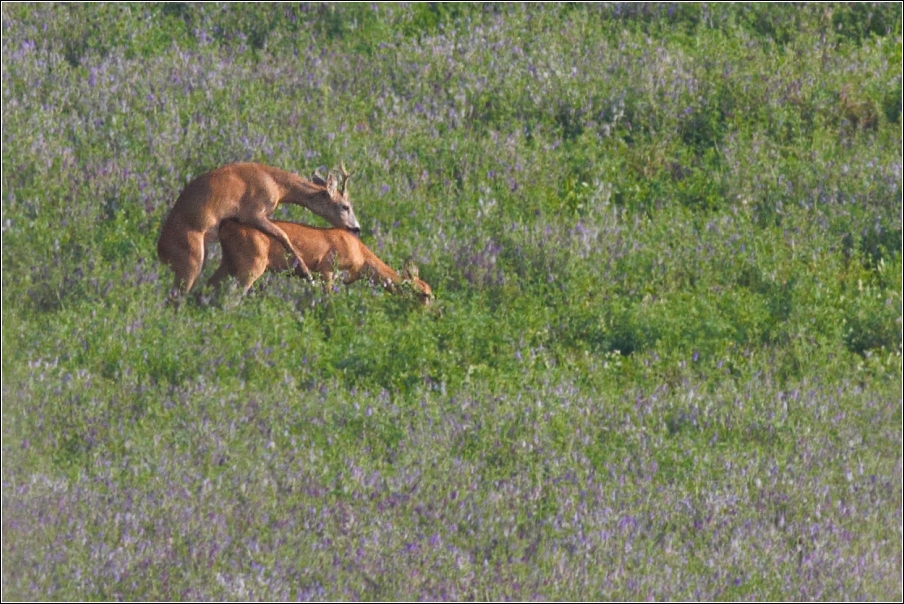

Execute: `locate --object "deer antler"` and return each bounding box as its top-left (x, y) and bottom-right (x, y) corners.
top-left (338, 161), bottom-right (355, 194)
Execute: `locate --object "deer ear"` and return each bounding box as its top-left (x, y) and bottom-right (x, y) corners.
top-left (401, 259), bottom-right (419, 280)
top-left (312, 170), bottom-right (327, 186)
top-left (326, 173), bottom-right (339, 196)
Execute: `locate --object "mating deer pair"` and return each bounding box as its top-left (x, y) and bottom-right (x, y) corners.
top-left (157, 162), bottom-right (432, 304)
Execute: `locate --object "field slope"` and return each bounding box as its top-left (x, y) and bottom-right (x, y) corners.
top-left (2, 4), bottom-right (901, 600)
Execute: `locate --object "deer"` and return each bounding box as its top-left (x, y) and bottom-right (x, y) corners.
top-left (156, 162), bottom-right (360, 295)
top-left (208, 218), bottom-right (433, 305)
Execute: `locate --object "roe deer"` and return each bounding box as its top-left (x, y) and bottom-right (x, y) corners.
top-left (209, 219), bottom-right (433, 305)
top-left (157, 162), bottom-right (360, 295)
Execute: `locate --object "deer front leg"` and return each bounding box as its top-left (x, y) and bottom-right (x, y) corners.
top-left (244, 216), bottom-right (315, 282)
top-left (320, 270), bottom-right (335, 296)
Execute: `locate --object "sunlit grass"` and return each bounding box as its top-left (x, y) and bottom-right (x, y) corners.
top-left (2, 3), bottom-right (901, 600)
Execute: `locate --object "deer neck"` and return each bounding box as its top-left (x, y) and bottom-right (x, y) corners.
top-left (266, 168), bottom-right (323, 210)
top-left (283, 179), bottom-right (322, 208)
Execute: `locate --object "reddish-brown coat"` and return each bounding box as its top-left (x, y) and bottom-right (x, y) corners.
top-left (157, 163), bottom-right (360, 294)
top-left (211, 219), bottom-right (432, 304)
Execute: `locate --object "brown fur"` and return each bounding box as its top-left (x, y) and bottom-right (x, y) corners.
top-left (157, 162), bottom-right (360, 294)
top-left (210, 219), bottom-right (433, 305)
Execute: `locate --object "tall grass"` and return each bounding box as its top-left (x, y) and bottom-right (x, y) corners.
top-left (2, 4), bottom-right (901, 599)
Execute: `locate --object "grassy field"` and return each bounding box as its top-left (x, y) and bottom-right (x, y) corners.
top-left (2, 3), bottom-right (901, 600)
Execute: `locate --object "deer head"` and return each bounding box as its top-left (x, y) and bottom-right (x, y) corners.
top-left (307, 163), bottom-right (360, 236)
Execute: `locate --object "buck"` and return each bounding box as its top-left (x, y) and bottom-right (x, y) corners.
top-left (157, 162), bottom-right (360, 294)
top-left (209, 218), bottom-right (433, 305)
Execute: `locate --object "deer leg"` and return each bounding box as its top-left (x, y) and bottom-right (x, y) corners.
top-left (207, 260), bottom-right (232, 291)
top-left (243, 217), bottom-right (315, 282)
top-left (159, 229), bottom-right (206, 295)
top-left (232, 254), bottom-right (268, 295)
top-left (321, 270), bottom-right (334, 296)
top-left (341, 269), bottom-right (362, 286)
top-left (208, 257), bottom-right (264, 296)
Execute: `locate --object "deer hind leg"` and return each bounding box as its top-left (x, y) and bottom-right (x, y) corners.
top-left (207, 257), bottom-right (233, 291)
top-left (239, 256), bottom-right (269, 295)
top-left (158, 228), bottom-right (206, 295)
top-left (243, 216), bottom-right (315, 282)
top-left (208, 248), bottom-right (266, 295)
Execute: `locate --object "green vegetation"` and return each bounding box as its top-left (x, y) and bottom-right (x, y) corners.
top-left (2, 3), bottom-right (901, 600)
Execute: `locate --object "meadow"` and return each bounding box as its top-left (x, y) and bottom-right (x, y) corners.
top-left (2, 3), bottom-right (901, 599)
